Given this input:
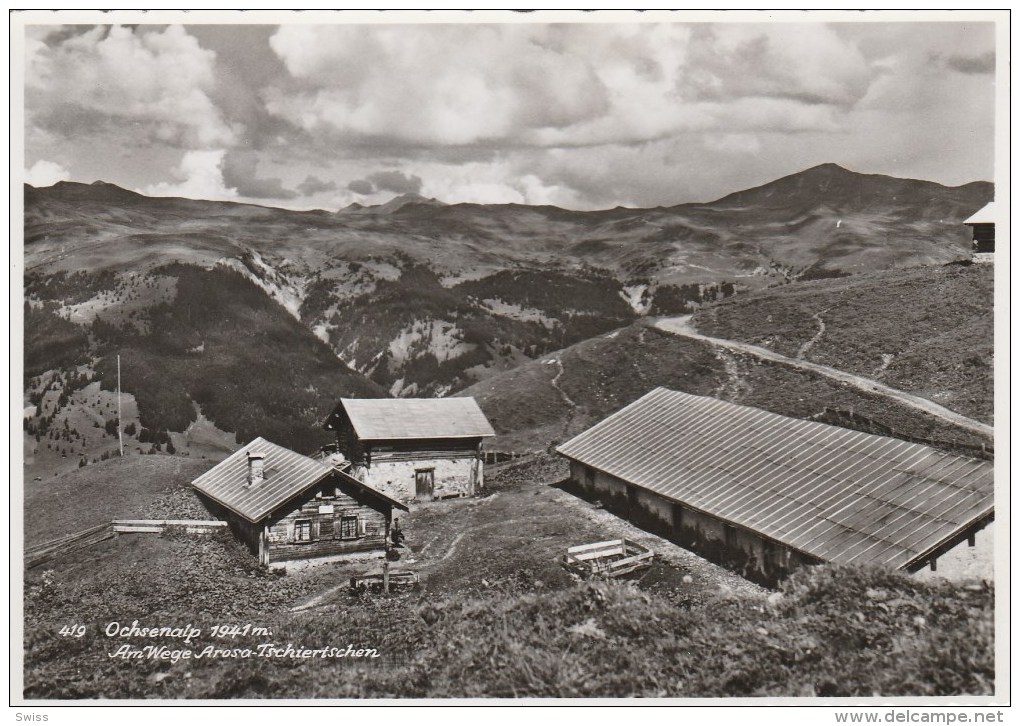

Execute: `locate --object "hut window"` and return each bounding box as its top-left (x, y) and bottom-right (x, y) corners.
top-left (294, 519), bottom-right (312, 543)
top-left (340, 516), bottom-right (359, 540)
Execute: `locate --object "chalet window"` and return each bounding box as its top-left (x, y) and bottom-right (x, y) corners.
top-left (340, 516), bottom-right (359, 540)
top-left (294, 519), bottom-right (312, 543)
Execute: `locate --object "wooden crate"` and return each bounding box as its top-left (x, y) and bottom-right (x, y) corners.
top-left (560, 538), bottom-right (654, 578)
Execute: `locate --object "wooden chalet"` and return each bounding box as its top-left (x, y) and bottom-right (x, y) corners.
top-left (964, 201), bottom-right (997, 258)
top-left (323, 397), bottom-right (495, 503)
top-left (192, 437), bottom-right (407, 566)
top-left (557, 388), bottom-right (993, 583)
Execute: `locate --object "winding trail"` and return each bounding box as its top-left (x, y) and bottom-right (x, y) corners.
top-left (548, 357), bottom-right (579, 444)
top-left (796, 312), bottom-right (827, 360)
top-left (653, 315), bottom-right (993, 439)
top-left (549, 358), bottom-right (577, 408)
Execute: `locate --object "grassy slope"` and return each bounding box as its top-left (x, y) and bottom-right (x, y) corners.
top-left (24, 542), bottom-right (993, 698)
top-left (692, 263), bottom-right (994, 422)
top-left (23, 455), bottom-right (210, 546)
top-left (463, 318), bottom-right (993, 455)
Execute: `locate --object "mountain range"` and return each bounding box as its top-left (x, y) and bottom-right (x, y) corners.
top-left (22, 163), bottom-right (992, 476)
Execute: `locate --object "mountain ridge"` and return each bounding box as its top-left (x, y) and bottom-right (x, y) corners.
top-left (25, 163), bottom-right (993, 216)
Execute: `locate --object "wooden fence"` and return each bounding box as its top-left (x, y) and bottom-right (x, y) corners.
top-left (111, 519), bottom-right (228, 534)
top-left (482, 450), bottom-right (532, 465)
top-left (25, 519), bottom-right (227, 569)
top-left (25, 524), bottom-right (115, 569)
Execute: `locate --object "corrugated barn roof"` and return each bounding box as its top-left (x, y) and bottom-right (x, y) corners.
top-left (192, 437), bottom-right (333, 522)
top-left (328, 397), bottom-right (496, 441)
top-left (963, 201), bottom-right (997, 225)
top-left (556, 388), bottom-right (993, 570)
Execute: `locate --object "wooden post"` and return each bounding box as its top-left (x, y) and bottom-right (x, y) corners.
top-left (968, 534), bottom-right (976, 547)
top-left (117, 354), bottom-right (123, 457)
top-left (382, 560), bottom-right (390, 594)
top-left (929, 558), bottom-right (937, 572)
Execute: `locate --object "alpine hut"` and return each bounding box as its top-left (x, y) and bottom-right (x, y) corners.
top-left (322, 397), bottom-right (495, 503)
top-left (556, 388), bottom-right (993, 583)
top-left (192, 437), bottom-right (407, 566)
top-left (964, 201), bottom-right (997, 260)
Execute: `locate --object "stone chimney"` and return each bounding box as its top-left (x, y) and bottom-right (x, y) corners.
top-left (247, 452), bottom-right (266, 486)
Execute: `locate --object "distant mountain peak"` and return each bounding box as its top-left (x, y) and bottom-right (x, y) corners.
top-left (30, 179), bottom-right (143, 203)
top-left (338, 192), bottom-right (447, 215)
top-left (705, 162), bottom-right (957, 210)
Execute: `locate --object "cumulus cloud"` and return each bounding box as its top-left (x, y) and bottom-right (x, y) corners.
top-left (297, 175), bottom-right (338, 195)
top-left (26, 25), bottom-right (235, 149)
top-left (22, 21), bottom-right (995, 211)
top-left (25, 159), bottom-right (70, 187)
top-left (347, 179), bottom-right (375, 195)
top-left (265, 23), bottom-right (878, 154)
top-left (266, 24), bottom-right (611, 146)
top-left (677, 25), bottom-right (871, 107)
top-left (221, 150), bottom-right (297, 199)
top-left (367, 170), bottom-right (423, 195)
top-left (945, 51), bottom-right (995, 75)
top-left (346, 170), bottom-right (424, 197)
top-left (143, 149), bottom-right (236, 200)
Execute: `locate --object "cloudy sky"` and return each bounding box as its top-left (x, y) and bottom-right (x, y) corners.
top-left (22, 16), bottom-right (997, 211)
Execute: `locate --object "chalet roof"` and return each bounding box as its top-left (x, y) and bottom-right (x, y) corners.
top-left (556, 388), bottom-right (993, 571)
top-left (192, 437), bottom-right (405, 522)
top-left (964, 201), bottom-right (997, 225)
top-left (192, 438), bottom-right (331, 522)
top-left (326, 397), bottom-right (496, 441)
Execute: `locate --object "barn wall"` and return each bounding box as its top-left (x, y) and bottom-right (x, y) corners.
top-left (634, 486), bottom-right (672, 524)
top-left (567, 459), bottom-right (817, 585)
top-left (364, 455), bottom-right (481, 502)
top-left (969, 223), bottom-right (995, 253)
top-left (333, 415), bottom-right (366, 465)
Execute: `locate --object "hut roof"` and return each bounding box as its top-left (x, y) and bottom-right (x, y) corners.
top-left (325, 397), bottom-right (495, 441)
top-left (192, 437), bottom-right (404, 522)
top-left (964, 201), bottom-right (998, 225)
top-left (556, 388), bottom-right (993, 570)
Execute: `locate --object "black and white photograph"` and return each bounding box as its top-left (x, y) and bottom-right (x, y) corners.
top-left (11, 9), bottom-right (1008, 710)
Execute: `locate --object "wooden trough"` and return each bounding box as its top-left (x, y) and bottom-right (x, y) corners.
top-left (349, 570), bottom-right (420, 592)
top-left (560, 538), bottom-right (654, 579)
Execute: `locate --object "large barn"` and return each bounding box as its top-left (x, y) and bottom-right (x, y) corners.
top-left (193, 437), bottom-right (407, 566)
top-left (556, 388), bottom-right (993, 583)
top-left (323, 397), bottom-right (495, 503)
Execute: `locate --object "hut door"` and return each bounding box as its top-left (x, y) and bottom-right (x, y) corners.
top-left (415, 468), bottom-right (435, 501)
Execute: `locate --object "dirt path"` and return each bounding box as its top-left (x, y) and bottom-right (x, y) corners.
top-left (796, 311), bottom-right (827, 360)
top-left (654, 315), bottom-right (994, 439)
top-left (548, 357), bottom-right (578, 444)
